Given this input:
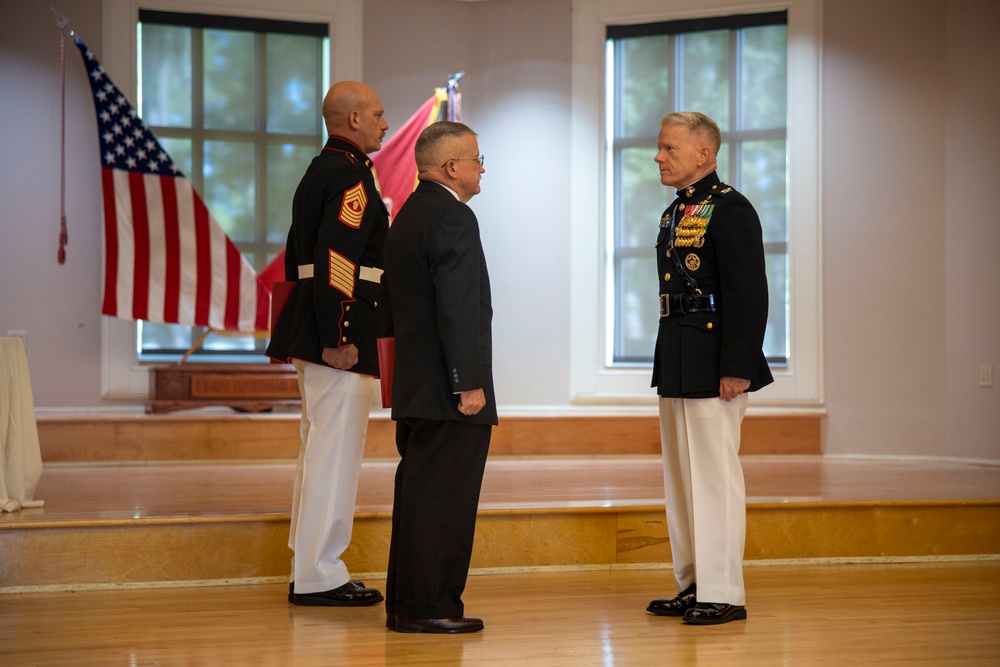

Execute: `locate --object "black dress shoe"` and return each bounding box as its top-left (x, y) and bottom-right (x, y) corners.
top-left (646, 583), bottom-right (697, 616)
top-left (394, 616), bottom-right (484, 634)
top-left (682, 602), bottom-right (747, 625)
top-left (289, 580), bottom-right (369, 602)
top-left (290, 581), bottom-right (384, 607)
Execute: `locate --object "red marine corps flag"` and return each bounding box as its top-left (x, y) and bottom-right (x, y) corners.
top-left (76, 39), bottom-right (269, 333)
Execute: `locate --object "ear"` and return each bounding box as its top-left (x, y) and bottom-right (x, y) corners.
top-left (697, 144), bottom-right (711, 166)
top-left (348, 110), bottom-right (361, 130)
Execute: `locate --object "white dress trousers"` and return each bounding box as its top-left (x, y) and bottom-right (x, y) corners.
top-left (289, 359), bottom-right (374, 594)
top-left (658, 393), bottom-right (749, 606)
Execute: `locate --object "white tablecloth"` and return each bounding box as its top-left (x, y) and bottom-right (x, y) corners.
top-left (0, 337), bottom-right (43, 512)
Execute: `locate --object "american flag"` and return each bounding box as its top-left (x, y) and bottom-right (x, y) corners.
top-left (76, 39), bottom-right (269, 333)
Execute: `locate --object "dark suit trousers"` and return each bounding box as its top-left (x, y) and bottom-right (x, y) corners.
top-left (385, 417), bottom-right (491, 619)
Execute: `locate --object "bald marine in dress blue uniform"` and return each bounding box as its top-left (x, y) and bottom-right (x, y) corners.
top-left (645, 112), bottom-right (773, 625)
top-left (266, 81), bottom-right (389, 608)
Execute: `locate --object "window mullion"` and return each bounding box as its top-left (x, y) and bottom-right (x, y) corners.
top-left (729, 28), bottom-right (741, 191)
top-left (190, 27), bottom-right (205, 195)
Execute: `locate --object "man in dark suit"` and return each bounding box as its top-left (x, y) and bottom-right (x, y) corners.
top-left (266, 81), bottom-right (388, 607)
top-left (381, 121), bottom-right (496, 634)
top-left (645, 112), bottom-right (773, 625)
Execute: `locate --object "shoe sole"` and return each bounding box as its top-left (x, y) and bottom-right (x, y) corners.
top-left (683, 609), bottom-right (748, 625)
top-left (393, 623), bottom-right (483, 634)
top-left (290, 594), bottom-right (384, 607)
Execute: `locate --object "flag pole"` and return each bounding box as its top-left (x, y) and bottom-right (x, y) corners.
top-left (53, 7), bottom-right (71, 264)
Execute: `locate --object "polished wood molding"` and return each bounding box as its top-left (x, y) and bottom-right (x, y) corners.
top-left (36, 412), bottom-right (821, 461)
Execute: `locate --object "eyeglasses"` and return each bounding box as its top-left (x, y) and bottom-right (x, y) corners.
top-left (441, 155), bottom-right (485, 168)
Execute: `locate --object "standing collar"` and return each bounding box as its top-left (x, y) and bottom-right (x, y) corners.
top-left (676, 171), bottom-right (721, 202)
top-left (324, 135), bottom-right (372, 168)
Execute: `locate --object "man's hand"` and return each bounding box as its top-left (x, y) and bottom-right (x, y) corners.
top-left (458, 388), bottom-right (486, 416)
top-left (720, 376), bottom-right (750, 402)
top-left (322, 345), bottom-right (359, 370)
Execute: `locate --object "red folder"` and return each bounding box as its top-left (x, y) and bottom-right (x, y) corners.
top-left (377, 337), bottom-right (395, 409)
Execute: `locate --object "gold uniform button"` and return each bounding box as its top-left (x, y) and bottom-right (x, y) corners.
top-left (373, 301), bottom-right (378, 307)
top-left (345, 305), bottom-right (350, 311)
top-left (706, 322), bottom-right (713, 330)
top-left (341, 337), bottom-right (347, 343)
top-left (663, 273), bottom-right (671, 281)
top-left (344, 321), bottom-right (349, 327)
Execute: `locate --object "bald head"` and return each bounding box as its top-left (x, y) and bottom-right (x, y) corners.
top-left (322, 81), bottom-right (388, 154)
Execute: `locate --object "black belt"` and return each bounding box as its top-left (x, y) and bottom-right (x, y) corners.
top-left (660, 293), bottom-right (716, 318)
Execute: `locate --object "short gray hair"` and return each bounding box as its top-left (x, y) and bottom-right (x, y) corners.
top-left (660, 112), bottom-right (721, 155)
top-left (415, 121), bottom-right (477, 168)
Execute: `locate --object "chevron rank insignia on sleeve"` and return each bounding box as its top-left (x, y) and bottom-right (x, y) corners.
top-left (339, 181), bottom-right (367, 228)
top-left (328, 249), bottom-right (356, 297)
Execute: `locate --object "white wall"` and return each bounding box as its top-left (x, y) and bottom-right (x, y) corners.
top-left (1, 0), bottom-right (997, 459)
top-left (0, 0), bottom-right (107, 406)
top-left (365, 0), bottom-right (574, 408)
top-left (943, 0), bottom-right (1000, 459)
top-left (821, 0), bottom-right (1000, 459)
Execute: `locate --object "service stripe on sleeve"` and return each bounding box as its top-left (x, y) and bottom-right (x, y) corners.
top-left (328, 249), bottom-right (356, 297)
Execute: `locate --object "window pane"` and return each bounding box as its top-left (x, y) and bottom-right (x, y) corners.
top-left (716, 140), bottom-right (730, 184)
top-left (616, 255), bottom-right (658, 361)
top-left (204, 140), bottom-right (256, 242)
top-left (740, 139), bottom-right (787, 245)
top-left (267, 34), bottom-right (321, 135)
top-left (140, 24), bottom-right (191, 128)
top-left (203, 330), bottom-right (256, 352)
top-left (741, 25), bottom-right (787, 131)
top-left (619, 146), bottom-right (666, 248)
top-left (157, 137), bottom-right (192, 178)
top-left (139, 321), bottom-right (193, 351)
top-left (619, 35), bottom-right (670, 138)
top-left (267, 143), bottom-right (318, 243)
top-left (204, 29), bottom-right (255, 131)
top-left (681, 30), bottom-right (729, 131)
top-left (763, 251), bottom-right (788, 361)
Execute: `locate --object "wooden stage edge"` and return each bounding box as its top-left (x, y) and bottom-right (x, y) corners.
top-left (35, 409), bottom-right (823, 461)
top-left (4, 500), bottom-right (999, 592)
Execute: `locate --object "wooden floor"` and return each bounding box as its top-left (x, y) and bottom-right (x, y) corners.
top-left (3, 412), bottom-right (1000, 664)
top-left (2, 562), bottom-right (999, 666)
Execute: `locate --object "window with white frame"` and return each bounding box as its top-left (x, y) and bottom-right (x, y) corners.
top-left (569, 0), bottom-right (820, 405)
top-left (136, 10), bottom-right (327, 361)
top-left (606, 11), bottom-right (788, 366)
